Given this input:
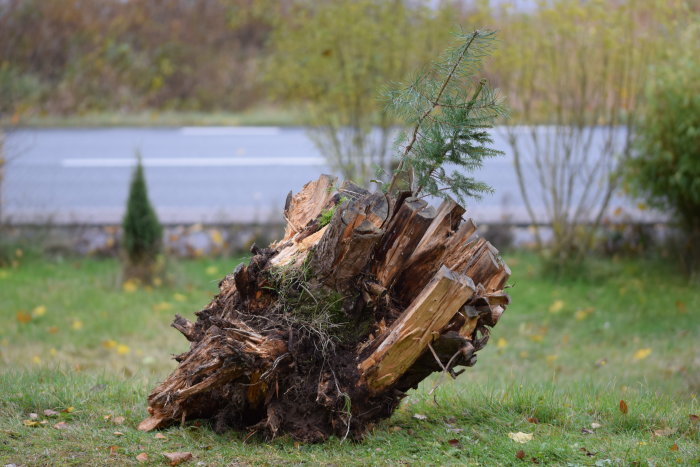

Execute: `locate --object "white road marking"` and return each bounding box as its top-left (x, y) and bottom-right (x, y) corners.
top-left (61, 157), bottom-right (325, 168)
top-left (180, 126), bottom-right (281, 136)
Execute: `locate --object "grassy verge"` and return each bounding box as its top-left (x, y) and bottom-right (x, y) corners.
top-left (1, 253), bottom-right (698, 465)
top-left (2, 107), bottom-right (303, 128)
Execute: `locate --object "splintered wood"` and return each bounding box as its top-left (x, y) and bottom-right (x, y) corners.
top-left (140, 175), bottom-right (511, 442)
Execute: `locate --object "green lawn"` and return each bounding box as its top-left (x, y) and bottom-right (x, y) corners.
top-left (1, 253), bottom-right (698, 466)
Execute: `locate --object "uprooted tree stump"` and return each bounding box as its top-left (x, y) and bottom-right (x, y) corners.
top-left (139, 175), bottom-right (511, 442)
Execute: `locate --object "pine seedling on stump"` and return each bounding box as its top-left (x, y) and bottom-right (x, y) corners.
top-left (122, 154), bottom-right (162, 285)
top-left (140, 30), bottom-right (511, 443)
top-left (386, 29), bottom-right (506, 203)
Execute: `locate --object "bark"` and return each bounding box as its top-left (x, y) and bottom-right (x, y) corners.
top-left (140, 175), bottom-right (511, 442)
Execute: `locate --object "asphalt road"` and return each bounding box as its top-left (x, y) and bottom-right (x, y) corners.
top-left (2, 126), bottom-right (646, 225)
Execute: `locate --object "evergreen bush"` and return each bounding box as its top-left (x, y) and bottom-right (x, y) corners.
top-left (122, 155), bottom-right (162, 283)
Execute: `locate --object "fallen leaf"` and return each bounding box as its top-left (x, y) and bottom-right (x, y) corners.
top-left (108, 445), bottom-right (119, 456)
top-left (413, 414), bottom-right (428, 420)
top-left (447, 439), bottom-right (460, 447)
top-left (112, 416), bottom-right (125, 425)
top-left (113, 431), bottom-right (124, 436)
top-left (28, 413), bottom-right (39, 420)
top-left (152, 302), bottom-right (172, 312)
top-left (116, 344), bottom-right (130, 355)
top-left (389, 426), bottom-right (402, 432)
top-left (619, 400), bottom-right (628, 415)
top-left (591, 422), bottom-right (602, 429)
top-left (633, 348), bottom-right (652, 361)
top-left (595, 358), bottom-right (608, 368)
top-left (205, 266), bottom-right (219, 276)
top-left (516, 450), bottom-right (526, 460)
top-left (62, 407), bottom-right (74, 413)
top-left (71, 319), bottom-right (83, 331)
top-left (163, 451), bottom-right (193, 466)
top-left (43, 409), bottom-right (59, 417)
top-left (581, 427), bottom-right (594, 435)
top-left (670, 443), bottom-right (679, 451)
top-left (154, 433), bottom-right (167, 439)
top-left (23, 420), bottom-right (39, 427)
top-left (689, 414), bottom-right (699, 423)
top-left (497, 337), bottom-right (508, 349)
top-left (136, 452), bottom-right (149, 463)
top-left (47, 326), bottom-right (60, 334)
top-left (102, 339), bottom-right (117, 349)
top-left (123, 279), bottom-right (139, 292)
top-left (548, 300), bottom-right (565, 314)
top-left (527, 417), bottom-right (539, 424)
top-left (54, 422), bottom-right (68, 430)
top-left (16, 311), bottom-right (32, 324)
top-left (32, 305), bottom-right (47, 317)
top-left (31, 355), bottom-right (41, 364)
top-left (508, 432), bottom-right (533, 443)
top-left (676, 301), bottom-right (687, 313)
top-left (652, 427), bottom-right (676, 437)
top-left (173, 293), bottom-right (187, 302)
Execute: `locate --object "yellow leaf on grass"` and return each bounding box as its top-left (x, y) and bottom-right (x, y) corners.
top-left (49, 348), bottom-right (57, 356)
top-left (508, 432), bottom-right (533, 443)
top-left (675, 301), bottom-right (687, 314)
top-left (633, 348), bottom-right (652, 361)
top-left (31, 355), bottom-right (41, 364)
top-left (47, 326), bottom-right (59, 334)
top-left (116, 344), bottom-right (130, 355)
top-left (152, 302), bottom-right (172, 312)
top-left (173, 293), bottom-right (187, 302)
top-left (575, 307), bottom-right (594, 321)
top-left (71, 319), bottom-right (83, 330)
top-left (32, 305), bottom-right (47, 317)
top-left (0, 270), bottom-right (9, 279)
top-left (103, 339), bottom-right (117, 349)
top-left (546, 354), bottom-right (559, 363)
top-left (205, 265), bottom-right (219, 276)
top-left (529, 334), bottom-right (545, 343)
top-left (549, 300), bottom-right (565, 314)
top-left (497, 337), bottom-right (507, 349)
top-left (152, 277), bottom-right (163, 287)
top-left (122, 280), bottom-right (138, 293)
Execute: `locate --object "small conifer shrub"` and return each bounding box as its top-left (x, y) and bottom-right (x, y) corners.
top-left (385, 30), bottom-right (506, 204)
top-left (122, 154), bottom-right (163, 284)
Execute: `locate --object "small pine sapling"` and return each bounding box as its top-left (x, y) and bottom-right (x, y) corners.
top-left (122, 154), bottom-right (163, 284)
top-left (385, 30), bottom-right (506, 204)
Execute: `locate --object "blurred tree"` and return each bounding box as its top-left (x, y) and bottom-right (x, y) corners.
top-left (0, 0), bottom-right (276, 115)
top-left (266, 0), bottom-right (458, 184)
top-left (486, 0), bottom-right (690, 273)
top-left (625, 24), bottom-right (700, 276)
top-left (122, 154), bottom-right (163, 285)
